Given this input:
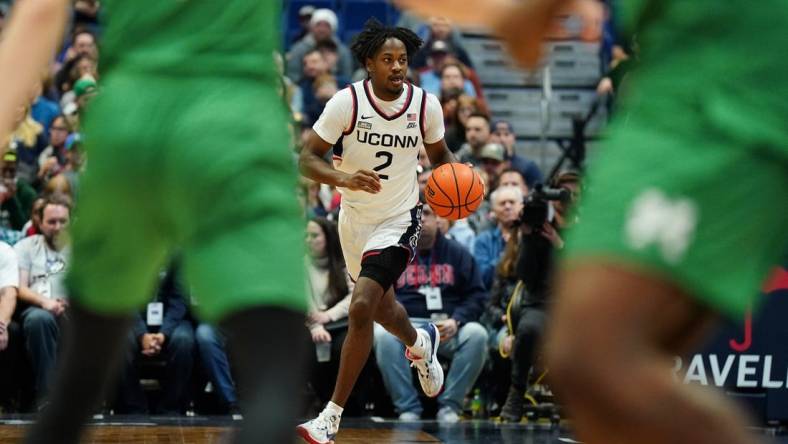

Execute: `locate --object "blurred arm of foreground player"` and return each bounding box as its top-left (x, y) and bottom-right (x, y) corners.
top-left (545, 262), bottom-right (759, 444)
top-left (0, 0), bottom-right (69, 149)
top-left (394, 0), bottom-right (572, 69)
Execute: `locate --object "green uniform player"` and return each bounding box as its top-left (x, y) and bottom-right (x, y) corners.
top-left (71, 0), bottom-right (306, 321)
top-left (568, 0), bottom-right (788, 317)
top-left (397, 0), bottom-right (785, 443)
top-left (0, 2), bottom-right (307, 444)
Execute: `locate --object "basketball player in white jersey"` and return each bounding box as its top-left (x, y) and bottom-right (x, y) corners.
top-left (297, 19), bottom-right (458, 443)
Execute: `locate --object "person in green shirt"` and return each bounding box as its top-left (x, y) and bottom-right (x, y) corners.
top-left (397, 0), bottom-right (787, 443)
top-left (0, 151), bottom-right (37, 231)
top-left (0, 1), bottom-right (308, 443)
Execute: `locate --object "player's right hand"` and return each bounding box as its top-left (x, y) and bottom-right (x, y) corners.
top-left (341, 170), bottom-right (382, 194)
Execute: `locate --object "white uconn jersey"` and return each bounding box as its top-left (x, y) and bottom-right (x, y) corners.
top-left (314, 80), bottom-right (439, 223)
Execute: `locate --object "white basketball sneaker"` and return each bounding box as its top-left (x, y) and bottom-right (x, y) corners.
top-left (405, 323), bottom-right (444, 397)
top-left (296, 410), bottom-right (339, 444)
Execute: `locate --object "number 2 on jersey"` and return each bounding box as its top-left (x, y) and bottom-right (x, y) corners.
top-left (373, 151), bottom-right (392, 180)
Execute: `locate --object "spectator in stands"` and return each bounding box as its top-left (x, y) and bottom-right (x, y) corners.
top-left (0, 240), bottom-right (19, 410)
top-left (465, 166), bottom-right (493, 235)
top-left (72, 0), bottom-right (100, 31)
top-left (64, 29), bottom-right (99, 65)
top-left (299, 178), bottom-right (330, 219)
top-left (480, 211), bottom-right (522, 407)
top-left (73, 55), bottom-right (98, 80)
top-left (30, 81), bottom-right (60, 135)
top-left (14, 193), bottom-right (71, 406)
top-left (445, 216), bottom-right (476, 254)
top-left (374, 202), bottom-right (488, 423)
top-left (47, 133), bottom-right (83, 198)
top-left (43, 173), bottom-right (72, 201)
top-left (443, 94), bottom-right (483, 153)
top-left (418, 46), bottom-right (480, 100)
top-left (396, 12), bottom-right (466, 51)
top-left (195, 322), bottom-right (240, 416)
top-left (73, 77), bottom-right (98, 113)
top-left (305, 217), bottom-right (353, 408)
top-left (411, 17), bottom-right (473, 70)
top-left (115, 262), bottom-right (195, 414)
top-left (315, 40), bottom-right (342, 77)
top-left (477, 143), bottom-right (506, 191)
top-left (308, 74), bottom-right (340, 125)
top-left (300, 50), bottom-right (350, 125)
top-left (499, 171), bottom-right (581, 422)
top-left (287, 8), bottom-right (353, 83)
top-left (55, 28), bottom-right (99, 87)
top-left (439, 62), bottom-right (477, 99)
top-left (55, 54), bottom-right (97, 103)
top-left (456, 112), bottom-right (491, 165)
top-left (37, 115), bottom-right (70, 187)
top-left (0, 151), bottom-right (37, 231)
top-left (490, 120), bottom-right (543, 188)
top-left (8, 102), bottom-right (47, 186)
top-left (291, 5), bottom-right (315, 45)
top-left (498, 169), bottom-right (529, 198)
top-left (22, 197), bottom-right (45, 238)
top-left (473, 186), bottom-right (523, 289)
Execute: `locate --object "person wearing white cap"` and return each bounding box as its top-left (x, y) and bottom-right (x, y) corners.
top-left (287, 8), bottom-right (354, 83)
top-left (291, 5), bottom-right (316, 44)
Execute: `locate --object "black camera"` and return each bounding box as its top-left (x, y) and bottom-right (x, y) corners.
top-left (517, 185), bottom-right (573, 229)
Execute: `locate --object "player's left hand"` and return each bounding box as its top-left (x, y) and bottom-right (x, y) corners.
top-left (436, 318), bottom-right (458, 342)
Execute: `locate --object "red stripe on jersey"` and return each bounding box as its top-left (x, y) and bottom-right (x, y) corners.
top-left (342, 85), bottom-right (358, 136)
top-left (418, 90), bottom-right (427, 141)
top-left (363, 79), bottom-right (413, 121)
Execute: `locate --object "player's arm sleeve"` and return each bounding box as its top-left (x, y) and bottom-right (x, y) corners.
top-left (312, 88), bottom-right (353, 145)
top-left (423, 93), bottom-right (446, 145)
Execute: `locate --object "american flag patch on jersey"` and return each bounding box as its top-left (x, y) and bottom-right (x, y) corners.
top-left (407, 113), bottom-right (417, 121)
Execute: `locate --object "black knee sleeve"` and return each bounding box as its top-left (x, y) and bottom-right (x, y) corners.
top-left (358, 246), bottom-right (409, 290)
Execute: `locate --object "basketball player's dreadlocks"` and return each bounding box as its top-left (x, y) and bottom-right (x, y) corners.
top-left (351, 18), bottom-right (423, 67)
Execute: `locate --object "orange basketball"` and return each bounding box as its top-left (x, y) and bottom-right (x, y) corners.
top-left (424, 163), bottom-right (485, 220)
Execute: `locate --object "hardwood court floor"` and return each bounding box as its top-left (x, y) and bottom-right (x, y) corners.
top-left (0, 416), bottom-right (559, 444)
top-left (0, 416), bottom-right (785, 443)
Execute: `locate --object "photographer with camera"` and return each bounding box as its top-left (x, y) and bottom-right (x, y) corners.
top-left (499, 171), bottom-right (580, 422)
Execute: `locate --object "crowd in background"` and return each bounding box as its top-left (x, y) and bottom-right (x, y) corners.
top-left (0, 0), bottom-right (619, 422)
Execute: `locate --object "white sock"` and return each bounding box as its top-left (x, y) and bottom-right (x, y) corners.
top-left (325, 401), bottom-right (344, 418)
top-left (407, 329), bottom-right (427, 358)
